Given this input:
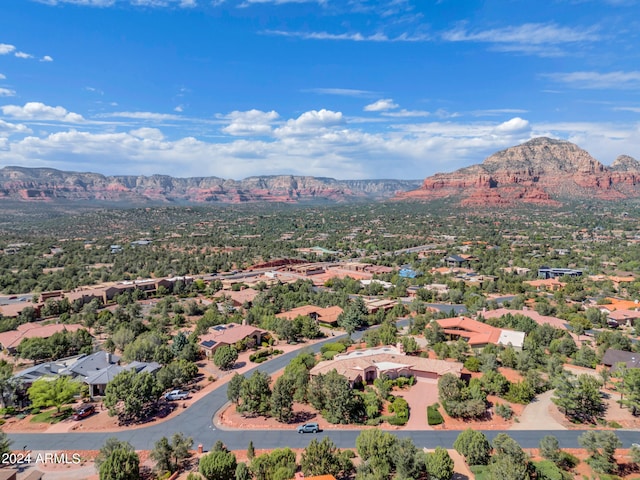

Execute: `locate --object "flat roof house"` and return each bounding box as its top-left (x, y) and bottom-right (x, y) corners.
top-left (434, 317), bottom-right (525, 350)
top-left (310, 345), bottom-right (463, 386)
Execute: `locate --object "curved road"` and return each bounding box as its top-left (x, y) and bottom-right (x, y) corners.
top-left (7, 326), bottom-right (639, 451)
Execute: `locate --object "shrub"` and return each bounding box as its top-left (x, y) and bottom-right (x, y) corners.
top-left (320, 342), bottom-right (347, 354)
top-left (30, 408), bottom-right (41, 415)
top-left (533, 460), bottom-right (568, 480)
top-left (392, 397), bottom-right (409, 422)
top-left (427, 405), bottom-right (444, 425)
top-left (556, 451), bottom-right (579, 470)
top-left (495, 402), bottom-right (513, 420)
top-left (385, 415), bottom-right (407, 426)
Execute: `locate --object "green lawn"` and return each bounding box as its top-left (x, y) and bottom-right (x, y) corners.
top-left (30, 407), bottom-right (73, 424)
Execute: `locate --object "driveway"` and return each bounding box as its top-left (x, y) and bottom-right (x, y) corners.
top-left (398, 379), bottom-right (439, 430)
top-left (511, 390), bottom-right (566, 431)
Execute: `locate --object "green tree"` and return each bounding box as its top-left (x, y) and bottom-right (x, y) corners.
top-left (227, 373), bottom-right (246, 405)
top-left (156, 359), bottom-right (199, 392)
top-left (492, 433), bottom-right (527, 465)
top-left (337, 301), bottom-right (367, 336)
top-left (104, 370), bottom-right (161, 422)
top-left (213, 345), bottom-right (238, 370)
top-left (578, 430), bottom-right (622, 474)
top-left (308, 370), bottom-right (360, 424)
top-left (96, 438), bottom-right (135, 469)
top-left (453, 429), bottom-right (491, 466)
top-left (238, 370), bottom-right (272, 416)
top-left (425, 446), bottom-right (454, 480)
top-left (539, 435), bottom-right (561, 463)
top-left (621, 367), bottom-right (640, 415)
top-left (151, 433), bottom-right (193, 474)
top-left (552, 373), bottom-right (603, 423)
top-left (270, 375), bottom-right (295, 423)
top-left (0, 360), bottom-right (21, 408)
top-left (0, 431), bottom-right (11, 457)
top-left (99, 448), bottom-right (141, 480)
top-left (488, 454), bottom-right (529, 480)
top-left (199, 450), bottom-right (238, 480)
top-left (235, 462), bottom-right (251, 480)
top-left (300, 437), bottom-right (355, 479)
top-left (28, 376), bottom-right (80, 413)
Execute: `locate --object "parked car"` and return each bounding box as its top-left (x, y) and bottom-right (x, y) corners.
top-left (164, 390), bottom-right (190, 401)
top-left (72, 404), bottom-right (95, 420)
top-left (296, 422), bottom-right (320, 434)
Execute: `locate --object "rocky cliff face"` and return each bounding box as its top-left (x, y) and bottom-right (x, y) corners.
top-left (0, 167), bottom-right (421, 204)
top-left (398, 137), bottom-right (640, 206)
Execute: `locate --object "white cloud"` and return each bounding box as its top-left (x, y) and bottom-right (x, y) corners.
top-left (364, 98), bottom-right (399, 112)
top-left (544, 71), bottom-right (640, 89)
top-left (0, 88), bottom-right (16, 97)
top-left (241, 0), bottom-right (325, 5)
top-left (14, 51), bottom-right (34, 59)
top-left (274, 109), bottom-right (344, 137)
top-left (40, 55), bottom-right (54, 62)
top-left (99, 111), bottom-right (183, 120)
top-left (614, 106), bottom-right (640, 113)
top-left (264, 30), bottom-right (428, 42)
top-left (130, 127), bottom-right (165, 140)
top-left (0, 73), bottom-right (6, 79)
top-left (0, 44), bottom-right (16, 55)
top-left (471, 108), bottom-right (528, 117)
top-left (442, 23), bottom-right (599, 56)
top-left (306, 88), bottom-right (377, 97)
top-left (494, 117), bottom-right (530, 134)
top-left (382, 109), bottom-right (430, 118)
top-left (174, 105), bottom-right (184, 112)
top-left (0, 119), bottom-right (32, 136)
top-left (35, 0), bottom-right (116, 4)
top-left (1, 102), bottom-right (85, 123)
top-left (221, 109), bottom-right (279, 136)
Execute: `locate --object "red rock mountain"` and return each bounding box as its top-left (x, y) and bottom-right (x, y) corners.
top-left (398, 137), bottom-right (640, 206)
top-left (0, 167), bottom-right (421, 205)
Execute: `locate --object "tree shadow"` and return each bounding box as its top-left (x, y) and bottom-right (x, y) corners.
top-left (291, 411), bottom-right (317, 423)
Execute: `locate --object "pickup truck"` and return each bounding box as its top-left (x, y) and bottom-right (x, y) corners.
top-left (164, 390), bottom-right (189, 401)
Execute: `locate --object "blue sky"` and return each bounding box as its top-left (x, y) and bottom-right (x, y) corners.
top-left (0, 0), bottom-right (639, 180)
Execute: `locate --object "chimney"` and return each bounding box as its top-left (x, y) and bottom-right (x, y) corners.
top-left (105, 352), bottom-right (112, 364)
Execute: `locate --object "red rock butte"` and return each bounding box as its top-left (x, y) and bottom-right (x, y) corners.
top-left (396, 137), bottom-right (640, 207)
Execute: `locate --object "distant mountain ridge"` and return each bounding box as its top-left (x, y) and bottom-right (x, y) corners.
top-left (0, 166), bottom-right (422, 204)
top-left (397, 137), bottom-right (640, 206)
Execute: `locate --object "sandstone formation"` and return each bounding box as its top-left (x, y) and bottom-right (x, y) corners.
top-left (0, 167), bottom-right (421, 205)
top-left (398, 137), bottom-right (640, 206)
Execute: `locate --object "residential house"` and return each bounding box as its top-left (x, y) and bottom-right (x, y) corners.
top-left (309, 345), bottom-right (463, 387)
top-left (444, 255), bottom-right (470, 268)
top-left (215, 288), bottom-right (260, 308)
top-left (524, 278), bottom-right (567, 291)
top-left (601, 348), bottom-right (640, 372)
top-left (276, 305), bottom-right (343, 327)
top-left (363, 298), bottom-right (397, 314)
top-left (538, 267), bottom-right (583, 279)
top-left (13, 351), bottom-right (161, 399)
top-left (606, 309), bottom-right (640, 327)
top-left (199, 323), bottom-right (266, 357)
top-left (434, 317), bottom-right (525, 350)
top-left (0, 323), bottom-right (84, 355)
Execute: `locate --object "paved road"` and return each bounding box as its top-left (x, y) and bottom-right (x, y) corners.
top-left (7, 323), bottom-right (639, 451)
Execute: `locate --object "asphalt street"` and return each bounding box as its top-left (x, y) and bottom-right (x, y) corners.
top-left (7, 322), bottom-right (640, 451)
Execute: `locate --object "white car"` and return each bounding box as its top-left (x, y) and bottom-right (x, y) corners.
top-left (164, 390), bottom-right (189, 401)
